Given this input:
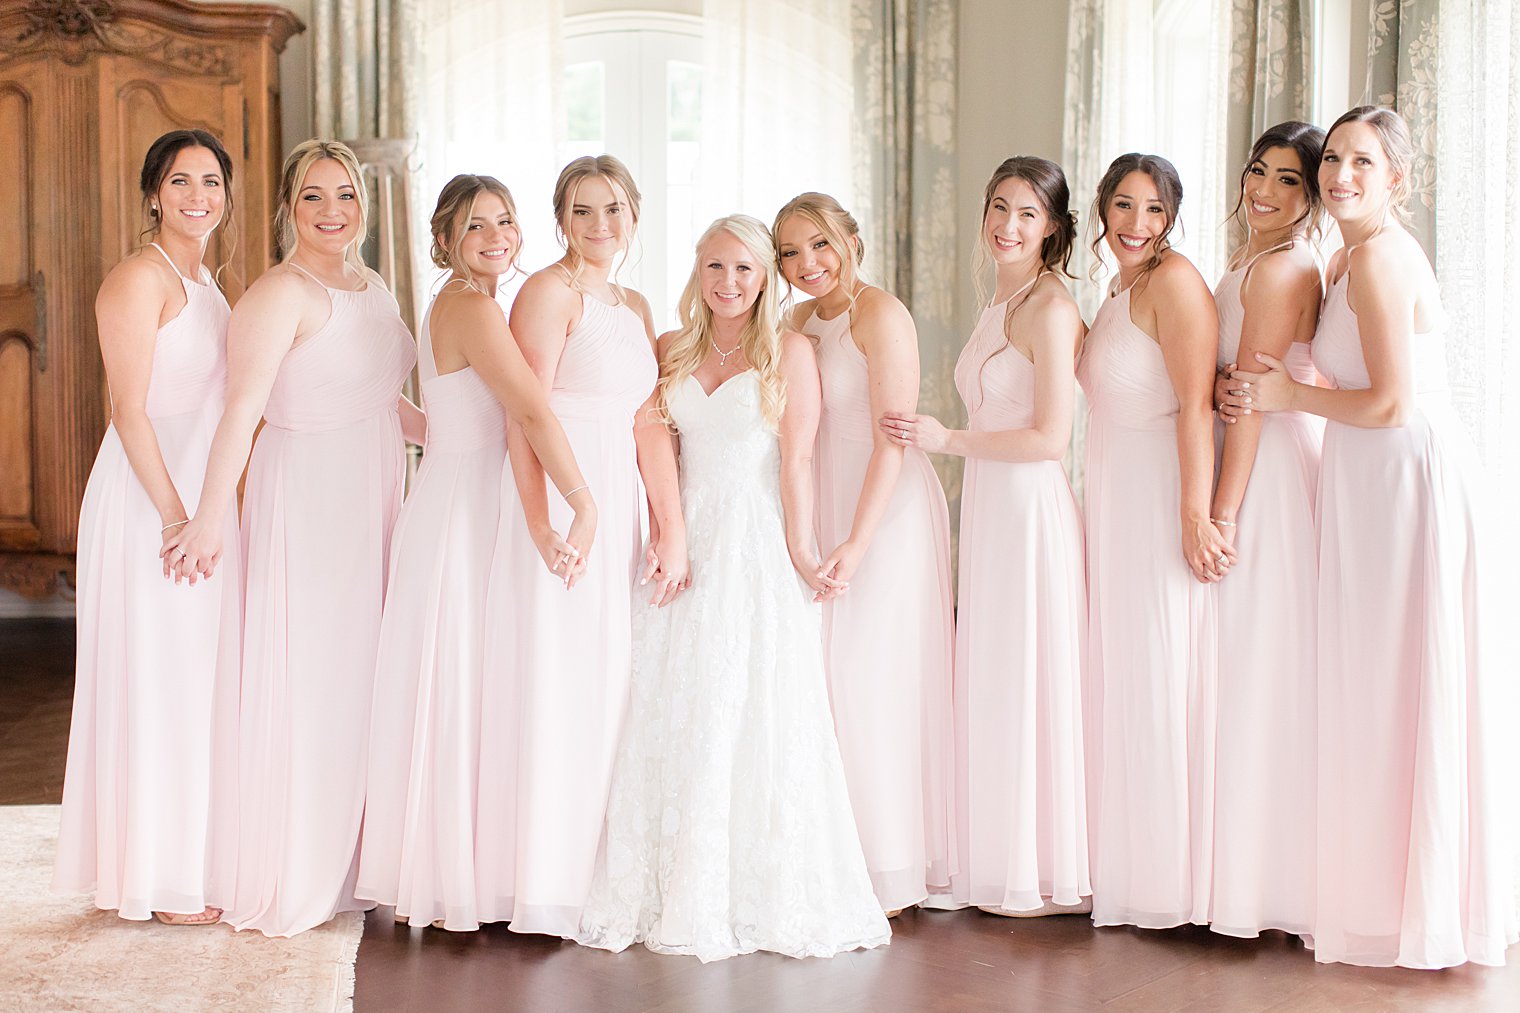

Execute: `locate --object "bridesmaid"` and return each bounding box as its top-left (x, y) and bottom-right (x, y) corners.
top-left (53, 130), bottom-right (242, 925)
top-left (1230, 106), bottom-right (1517, 968)
top-left (880, 156), bottom-right (1091, 918)
top-left (473, 155), bottom-right (682, 936)
top-left (773, 193), bottom-right (955, 915)
top-left (355, 175), bottom-right (596, 931)
top-left (1207, 121), bottom-right (1325, 940)
top-left (166, 140), bottom-right (423, 937)
top-left (1078, 154), bottom-right (1228, 930)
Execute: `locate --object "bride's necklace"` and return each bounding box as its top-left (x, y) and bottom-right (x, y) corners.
top-left (711, 335), bottom-right (744, 367)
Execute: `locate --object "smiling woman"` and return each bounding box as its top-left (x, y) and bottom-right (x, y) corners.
top-left (164, 139), bottom-right (422, 938)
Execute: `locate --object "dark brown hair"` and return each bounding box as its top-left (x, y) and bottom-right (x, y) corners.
top-left (1089, 153), bottom-right (1183, 282)
top-left (1228, 120), bottom-right (1325, 245)
top-left (138, 129), bottom-right (236, 278)
top-left (981, 156), bottom-right (1078, 279)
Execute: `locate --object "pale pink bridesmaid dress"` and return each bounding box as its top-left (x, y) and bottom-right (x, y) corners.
top-left (224, 266), bottom-right (415, 938)
top-left (805, 304), bottom-right (955, 912)
top-left (1077, 284), bottom-right (1216, 930)
top-left (355, 294), bottom-right (507, 930)
top-left (54, 246), bottom-right (242, 919)
top-left (474, 291), bottom-right (656, 936)
top-left (1311, 262), bottom-right (1516, 968)
top-left (1206, 254), bottom-right (1321, 938)
top-left (948, 298), bottom-right (1090, 912)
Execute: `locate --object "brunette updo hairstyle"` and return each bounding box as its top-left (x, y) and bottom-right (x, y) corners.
top-left (429, 173), bottom-right (521, 288)
top-left (1089, 153), bottom-right (1184, 281)
top-left (1228, 120), bottom-right (1326, 244)
top-left (1324, 105), bottom-right (1415, 224)
top-left (974, 156), bottom-right (1078, 299)
top-left (138, 129), bottom-right (236, 275)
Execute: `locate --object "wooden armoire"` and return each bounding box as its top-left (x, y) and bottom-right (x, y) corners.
top-left (0, 0), bottom-right (302, 597)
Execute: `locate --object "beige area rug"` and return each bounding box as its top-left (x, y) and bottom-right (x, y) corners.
top-left (0, 805), bottom-right (363, 1012)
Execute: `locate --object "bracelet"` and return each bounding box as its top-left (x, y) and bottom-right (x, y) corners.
top-left (562, 484), bottom-right (589, 501)
top-left (161, 519), bottom-right (189, 533)
top-left (1211, 518), bottom-right (1237, 527)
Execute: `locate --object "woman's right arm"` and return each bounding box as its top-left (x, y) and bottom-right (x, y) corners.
top-left (163, 272), bottom-right (305, 581)
top-left (1211, 254), bottom-right (1317, 536)
top-left (95, 261), bottom-right (188, 540)
top-left (504, 273), bottom-right (578, 576)
top-left (451, 289), bottom-right (594, 585)
top-left (776, 330), bottom-right (842, 602)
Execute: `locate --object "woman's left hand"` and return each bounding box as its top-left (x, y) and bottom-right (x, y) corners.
top-left (878, 411), bottom-right (949, 453)
top-left (1183, 517), bottom-right (1237, 584)
top-left (1231, 353), bottom-right (1294, 413)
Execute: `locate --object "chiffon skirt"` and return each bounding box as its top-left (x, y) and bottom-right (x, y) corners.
top-left (950, 457), bottom-right (1090, 912)
top-left (815, 429), bottom-right (955, 911)
top-left (1208, 413), bottom-right (1320, 938)
top-left (1084, 418), bottom-right (1216, 929)
top-left (356, 442), bottom-right (505, 930)
top-left (223, 411), bottom-right (404, 937)
top-left (1314, 401), bottom-right (1517, 968)
top-left (53, 405), bottom-right (242, 918)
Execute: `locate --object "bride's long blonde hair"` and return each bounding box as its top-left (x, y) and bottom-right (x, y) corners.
top-left (655, 214), bottom-right (787, 431)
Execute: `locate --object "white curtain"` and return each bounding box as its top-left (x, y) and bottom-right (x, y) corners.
top-left (697, 0), bottom-right (854, 239)
top-left (416, 0), bottom-right (564, 288)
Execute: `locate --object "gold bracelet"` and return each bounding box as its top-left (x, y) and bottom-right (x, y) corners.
top-left (1210, 517), bottom-right (1237, 527)
top-left (161, 519), bottom-right (189, 533)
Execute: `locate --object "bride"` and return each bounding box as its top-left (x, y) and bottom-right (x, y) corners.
top-left (576, 215), bottom-right (890, 961)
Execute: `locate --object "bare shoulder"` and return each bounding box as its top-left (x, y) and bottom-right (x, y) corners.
top-left (852, 285), bottom-right (913, 330)
top-left (779, 328), bottom-right (817, 365)
top-left (654, 327), bottom-right (681, 363)
top-left (518, 265), bottom-right (579, 307)
top-left (97, 252), bottom-right (172, 308)
top-left (241, 262), bottom-right (319, 305)
top-left (1023, 281), bottom-right (1083, 347)
top-left (1153, 249), bottom-right (1208, 290)
top-left (438, 284), bottom-right (505, 327)
top-left (360, 265), bottom-right (389, 290)
top-left (620, 286), bottom-right (652, 317)
top-left (1247, 243), bottom-right (1320, 296)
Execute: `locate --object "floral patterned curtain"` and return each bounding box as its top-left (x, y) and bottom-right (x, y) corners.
top-left (1363, 0), bottom-right (1439, 257)
top-left (311, 0), bottom-right (421, 142)
top-left (1214, 0), bottom-right (1315, 256)
top-left (850, 0), bottom-right (961, 501)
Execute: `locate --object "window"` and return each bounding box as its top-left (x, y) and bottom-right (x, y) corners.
top-left (563, 13), bottom-right (704, 329)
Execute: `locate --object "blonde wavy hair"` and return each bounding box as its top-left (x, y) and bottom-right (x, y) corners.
top-left (552, 154), bottom-right (641, 301)
top-left (274, 139), bottom-right (369, 271)
top-left (655, 215), bottom-right (787, 431)
top-left (771, 192), bottom-right (867, 308)
top-left (429, 173), bottom-right (522, 290)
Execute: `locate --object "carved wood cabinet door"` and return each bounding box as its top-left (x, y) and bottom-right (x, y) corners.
top-left (0, 0), bottom-right (301, 598)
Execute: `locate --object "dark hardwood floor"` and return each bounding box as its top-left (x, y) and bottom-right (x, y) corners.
top-left (5, 617), bottom-right (1518, 1012)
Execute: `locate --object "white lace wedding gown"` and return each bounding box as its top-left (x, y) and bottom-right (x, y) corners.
top-left (577, 371), bottom-right (891, 962)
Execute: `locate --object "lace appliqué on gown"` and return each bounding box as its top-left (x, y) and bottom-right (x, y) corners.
top-left (577, 372), bottom-right (890, 962)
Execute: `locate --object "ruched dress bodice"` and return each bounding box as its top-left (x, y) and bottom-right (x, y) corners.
top-left (1312, 274), bottom-right (1449, 397)
top-left (141, 270), bottom-right (231, 419)
top-left (262, 283), bottom-right (416, 433)
top-left (1077, 289), bottom-right (1178, 432)
top-left (548, 295), bottom-right (658, 424)
top-left (415, 301), bottom-right (506, 456)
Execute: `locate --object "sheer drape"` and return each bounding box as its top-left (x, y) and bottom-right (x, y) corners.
top-left (697, 1), bottom-right (853, 228)
top-left (416, 1), bottom-right (564, 279)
